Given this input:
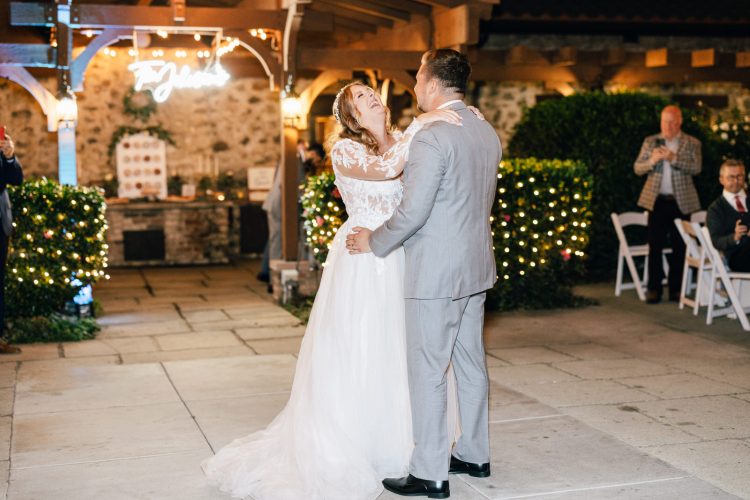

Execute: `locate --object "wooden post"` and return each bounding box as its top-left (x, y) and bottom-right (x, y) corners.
top-left (280, 122), bottom-right (299, 261)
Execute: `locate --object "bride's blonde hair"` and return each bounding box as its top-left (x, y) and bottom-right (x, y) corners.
top-left (328, 81), bottom-right (395, 155)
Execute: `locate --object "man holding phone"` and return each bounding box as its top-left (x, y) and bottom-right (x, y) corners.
top-left (0, 126), bottom-right (23, 353)
top-left (634, 105), bottom-right (702, 304)
top-left (707, 159), bottom-right (750, 272)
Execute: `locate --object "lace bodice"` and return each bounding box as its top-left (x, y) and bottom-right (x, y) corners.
top-left (331, 120), bottom-right (423, 228)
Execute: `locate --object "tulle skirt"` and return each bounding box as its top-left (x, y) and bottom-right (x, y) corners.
top-left (202, 218), bottom-right (413, 499)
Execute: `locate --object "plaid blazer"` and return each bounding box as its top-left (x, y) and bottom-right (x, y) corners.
top-left (634, 132), bottom-right (702, 214)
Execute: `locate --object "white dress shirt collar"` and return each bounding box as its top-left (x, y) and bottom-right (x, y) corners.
top-left (437, 100), bottom-right (464, 110)
top-left (723, 189), bottom-right (747, 211)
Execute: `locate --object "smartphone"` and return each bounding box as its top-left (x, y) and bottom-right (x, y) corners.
top-left (0, 126), bottom-right (5, 141)
top-left (741, 211), bottom-right (750, 227)
top-left (654, 137), bottom-right (665, 147)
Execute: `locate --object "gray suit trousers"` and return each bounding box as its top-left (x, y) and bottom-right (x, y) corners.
top-left (406, 292), bottom-right (490, 481)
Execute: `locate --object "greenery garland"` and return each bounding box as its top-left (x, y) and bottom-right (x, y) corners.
top-left (107, 124), bottom-right (176, 161)
top-left (300, 171), bottom-right (346, 264)
top-left (123, 87), bottom-right (157, 122)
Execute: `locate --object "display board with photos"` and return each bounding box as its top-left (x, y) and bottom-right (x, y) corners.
top-left (116, 133), bottom-right (168, 199)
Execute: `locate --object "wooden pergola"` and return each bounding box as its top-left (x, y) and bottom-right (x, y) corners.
top-left (1, 0), bottom-right (749, 261)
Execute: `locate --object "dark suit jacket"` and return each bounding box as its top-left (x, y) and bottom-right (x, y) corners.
top-left (0, 155), bottom-right (23, 237)
top-left (707, 193), bottom-right (750, 261)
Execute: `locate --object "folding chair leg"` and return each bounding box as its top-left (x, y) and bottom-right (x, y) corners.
top-left (679, 260), bottom-right (690, 310)
top-left (693, 266), bottom-right (705, 316)
top-left (707, 270), bottom-right (717, 325)
top-left (625, 252), bottom-right (646, 301)
top-left (727, 278), bottom-right (750, 331)
top-left (615, 250), bottom-right (625, 297)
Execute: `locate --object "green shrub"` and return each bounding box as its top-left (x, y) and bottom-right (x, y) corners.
top-left (488, 158), bottom-right (593, 311)
top-left (300, 171), bottom-right (346, 264)
top-left (508, 92), bottom-right (723, 280)
top-left (5, 314), bottom-right (99, 344)
top-left (6, 178), bottom-right (109, 319)
top-left (713, 109), bottom-right (750, 168)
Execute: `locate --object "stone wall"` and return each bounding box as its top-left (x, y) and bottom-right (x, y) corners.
top-left (0, 50), bottom-right (282, 185)
top-left (106, 201), bottom-right (233, 266)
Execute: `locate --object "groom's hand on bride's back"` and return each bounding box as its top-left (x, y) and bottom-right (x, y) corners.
top-left (346, 227), bottom-right (372, 254)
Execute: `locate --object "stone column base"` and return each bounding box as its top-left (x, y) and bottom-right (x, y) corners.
top-left (269, 259), bottom-right (323, 304)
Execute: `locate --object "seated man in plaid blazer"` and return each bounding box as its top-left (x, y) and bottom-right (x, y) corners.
top-left (634, 105), bottom-right (702, 304)
top-left (707, 159), bottom-right (750, 272)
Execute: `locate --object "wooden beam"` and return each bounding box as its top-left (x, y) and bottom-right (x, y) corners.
top-left (0, 65), bottom-right (59, 131)
top-left (433, 5), bottom-right (470, 48)
top-left (226, 29), bottom-right (282, 89)
top-left (299, 10), bottom-right (335, 32)
top-left (378, 69), bottom-right (416, 95)
top-left (299, 49), bottom-right (423, 70)
top-left (315, 1), bottom-right (394, 29)
top-left (505, 46), bottom-right (548, 65)
top-left (369, 0), bottom-right (431, 17)
top-left (0, 43), bottom-right (54, 67)
top-left (321, 0), bottom-right (411, 22)
top-left (71, 28), bottom-right (131, 91)
top-left (334, 17), bottom-right (378, 34)
top-left (645, 48), bottom-right (668, 68)
top-left (10, 2), bottom-right (285, 30)
top-left (553, 46), bottom-right (577, 67)
top-left (738, 51), bottom-right (750, 68)
top-left (691, 48), bottom-right (715, 68)
top-left (412, 0), bottom-right (462, 7)
top-left (602, 47), bottom-right (625, 66)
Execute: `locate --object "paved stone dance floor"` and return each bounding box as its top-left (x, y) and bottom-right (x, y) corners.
top-left (1, 260), bottom-right (749, 499)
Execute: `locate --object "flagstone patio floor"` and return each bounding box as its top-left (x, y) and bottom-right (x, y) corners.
top-left (1, 259), bottom-right (749, 499)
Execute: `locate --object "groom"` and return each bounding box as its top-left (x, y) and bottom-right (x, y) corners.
top-left (346, 49), bottom-right (501, 498)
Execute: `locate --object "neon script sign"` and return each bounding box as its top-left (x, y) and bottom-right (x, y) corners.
top-left (128, 60), bottom-right (230, 102)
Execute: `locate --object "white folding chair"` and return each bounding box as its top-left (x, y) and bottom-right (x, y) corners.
top-left (691, 210), bottom-right (707, 224)
top-left (611, 212), bottom-right (670, 301)
top-left (697, 226), bottom-right (750, 331)
top-left (674, 219), bottom-right (711, 315)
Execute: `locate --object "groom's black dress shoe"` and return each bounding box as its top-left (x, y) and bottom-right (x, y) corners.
top-left (382, 475), bottom-right (449, 498)
top-left (449, 455), bottom-right (491, 478)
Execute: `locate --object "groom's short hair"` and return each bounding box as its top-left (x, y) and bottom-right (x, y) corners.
top-left (421, 49), bottom-right (471, 95)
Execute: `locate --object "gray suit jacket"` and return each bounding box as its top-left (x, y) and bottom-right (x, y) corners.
top-left (634, 132), bottom-right (702, 214)
top-left (370, 102), bottom-right (502, 299)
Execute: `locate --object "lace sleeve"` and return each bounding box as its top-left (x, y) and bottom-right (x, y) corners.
top-left (331, 119), bottom-right (424, 181)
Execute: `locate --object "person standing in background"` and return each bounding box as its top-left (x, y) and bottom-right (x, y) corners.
top-left (0, 127), bottom-right (23, 354)
top-left (634, 105), bottom-right (702, 304)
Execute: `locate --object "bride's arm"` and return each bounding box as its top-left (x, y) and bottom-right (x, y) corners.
top-left (331, 110), bottom-right (462, 181)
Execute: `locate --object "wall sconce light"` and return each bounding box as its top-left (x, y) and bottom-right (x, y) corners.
top-left (56, 88), bottom-right (78, 128)
top-left (281, 82), bottom-right (301, 129)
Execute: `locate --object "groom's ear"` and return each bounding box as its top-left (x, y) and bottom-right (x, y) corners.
top-left (427, 77), bottom-right (439, 95)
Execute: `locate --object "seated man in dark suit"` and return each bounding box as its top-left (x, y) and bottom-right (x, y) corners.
top-left (707, 159), bottom-right (750, 272)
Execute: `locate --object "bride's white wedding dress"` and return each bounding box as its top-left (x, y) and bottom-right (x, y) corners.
top-left (202, 122), bottom-right (426, 500)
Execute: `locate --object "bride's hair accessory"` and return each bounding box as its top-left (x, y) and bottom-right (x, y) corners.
top-left (332, 86), bottom-right (348, 124)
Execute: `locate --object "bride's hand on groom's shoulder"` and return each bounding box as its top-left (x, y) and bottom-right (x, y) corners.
top-left (468, 106), bottom-right (486, 121)
top-left (417, 109), bottom-right (462, 126)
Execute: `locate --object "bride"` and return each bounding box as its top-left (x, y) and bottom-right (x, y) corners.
top-left (202, 81), bottom-right (463, 500)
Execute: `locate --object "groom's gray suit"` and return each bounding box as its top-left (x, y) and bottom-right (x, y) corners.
top-left (370, 101), bottom-right (501, 481)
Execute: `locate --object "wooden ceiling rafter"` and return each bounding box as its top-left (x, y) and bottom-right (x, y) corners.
top-left (322, 0), bottom-right (411, 23)
top-left (10, 2), bottom-right (285, 31)
top-left (313, 1), bottom-right (394, 29)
